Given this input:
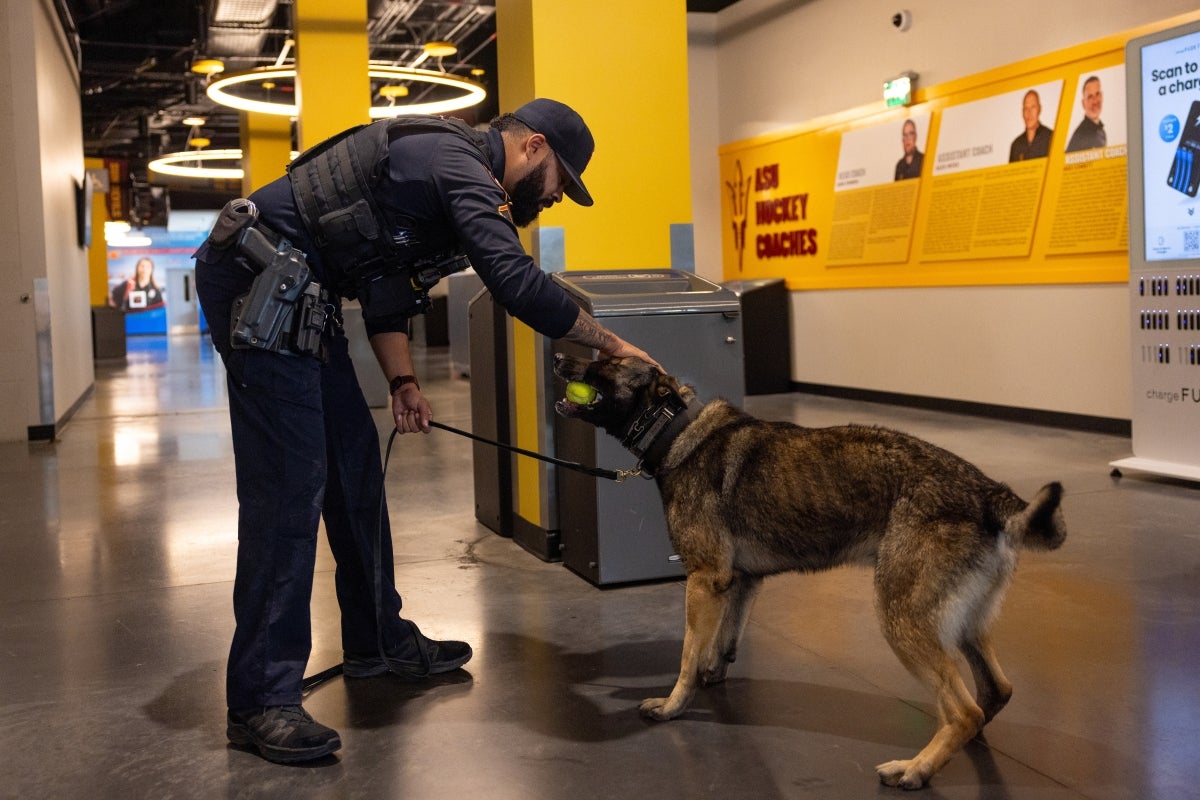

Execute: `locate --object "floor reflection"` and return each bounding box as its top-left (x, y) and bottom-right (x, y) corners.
top-left (0, 333), bottom-right (1196, 799)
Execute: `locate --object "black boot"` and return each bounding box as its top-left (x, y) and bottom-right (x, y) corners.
top-left (227, 705), bottom-right (341, 763)
top-left (343, 620), bottom-right (473, 679)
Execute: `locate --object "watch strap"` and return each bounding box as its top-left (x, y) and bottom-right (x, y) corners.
top-left (389, 374), bottom-right (420, 394)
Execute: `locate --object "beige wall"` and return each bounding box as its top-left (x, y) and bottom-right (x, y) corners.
top-left (0, 0), bottom-right (93, 441)
top-left (688, 0), bottom-right (1199, 420)
top-left (0, 1), bottom-right (1190, 436)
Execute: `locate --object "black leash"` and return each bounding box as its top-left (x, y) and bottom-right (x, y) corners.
top-left (427, 419), bottom-right (640, 482)
top-left (301, 420), bottom-right (635, 693)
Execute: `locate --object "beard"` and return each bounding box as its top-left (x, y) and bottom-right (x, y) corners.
top-left (508, 159), bottom-right (550, 228)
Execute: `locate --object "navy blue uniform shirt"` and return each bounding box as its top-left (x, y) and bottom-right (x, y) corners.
top-left (197, 124), bottom-right (580, 341)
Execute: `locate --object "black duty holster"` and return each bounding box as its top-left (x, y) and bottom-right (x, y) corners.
top-left (211, 199), bottom-right (331, 358)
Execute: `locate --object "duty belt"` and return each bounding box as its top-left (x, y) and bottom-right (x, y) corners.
top-left (211, 198), bottom-right (339, 359)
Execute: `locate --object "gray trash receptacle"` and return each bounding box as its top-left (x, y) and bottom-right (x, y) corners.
top-left (468, 289), bottom-right (513, 539)
top-left (448, 270), bottom-right (484, 377)
top-left (552, 270), bottom-right (743, 585)
top-left (723, 278), bottom-right (791, 395)
top-left (91, 306), bottom-right (126, 360)
top-left (341, 302), bottom-right (389, 408)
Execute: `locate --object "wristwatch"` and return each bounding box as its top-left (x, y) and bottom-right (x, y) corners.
top-left (389, 374), bottom-right (420, 394)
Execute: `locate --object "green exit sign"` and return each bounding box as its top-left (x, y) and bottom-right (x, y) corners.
top-left (884, 73), bottom-right (916, 107)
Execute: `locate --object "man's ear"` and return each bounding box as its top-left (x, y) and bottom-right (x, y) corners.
top-left (524, 132), bottom-right (549, 159)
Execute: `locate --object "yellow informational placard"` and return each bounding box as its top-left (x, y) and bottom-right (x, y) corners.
top-left (1047, 147), bottom-right (1130, 255)
top-left (827, 180), bottom-right (919, 265)
top-left (719, 11), bottom-right (1200, 289)
top-left (920, 160), bottom-right (1049, 262)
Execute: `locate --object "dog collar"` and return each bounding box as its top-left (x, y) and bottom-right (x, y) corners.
top-left (621, 394), bottom-right (702, 477)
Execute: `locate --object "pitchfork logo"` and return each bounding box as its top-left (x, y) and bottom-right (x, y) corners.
top-left (725, 160), bottom-right (752, 272)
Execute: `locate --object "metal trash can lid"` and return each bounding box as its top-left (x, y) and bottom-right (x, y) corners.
top-left (722, 277), bottom-right (786, 296)
top-left (553, 269), bottom-right (740, 317)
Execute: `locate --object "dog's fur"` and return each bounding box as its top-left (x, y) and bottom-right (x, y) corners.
top-left (553, 354), bottom-right (1066, 790)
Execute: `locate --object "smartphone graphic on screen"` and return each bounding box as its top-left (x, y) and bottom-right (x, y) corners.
top-left (1167, 100), bottom-right (1200, 197)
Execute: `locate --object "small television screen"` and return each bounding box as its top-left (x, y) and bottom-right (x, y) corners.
top-left (1129, 19), bottom-right (1200, 263)
top-left (76, 173), bottom-right (92, 249)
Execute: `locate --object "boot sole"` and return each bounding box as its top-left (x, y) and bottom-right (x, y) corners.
top-left (227, 722), bottom-right (342, 764)
top-left (343, 649), bottom-right (472, 679)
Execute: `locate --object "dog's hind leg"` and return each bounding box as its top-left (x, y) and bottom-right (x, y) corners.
top-left (641, 569), bottom-right (732, 721)
top-left (961, 632), bottom-right (1012, 724)
top-left (703, 574), bottom-right (762, 686)
top-left (876, 652), bottom-right (984, 790)
top-left (873, 526), bottom-right (988, 789)
top-left (958, 549), bottom-right (1016, 725)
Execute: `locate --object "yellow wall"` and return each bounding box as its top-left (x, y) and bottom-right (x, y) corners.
top-left (496, 1), bottom-right (692, 531)
top-left (85, 157), bottom-right (109, 307)
top-left (718, 10), bottom-right (1200, 291)
top-left (498, 1), bottom-right (692, 269)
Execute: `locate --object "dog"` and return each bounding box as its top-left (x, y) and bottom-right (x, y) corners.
top-left (552, 354), bottom-right (1066, 790)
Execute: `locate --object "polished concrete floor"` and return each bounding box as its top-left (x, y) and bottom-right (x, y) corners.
top-left (2, 334), bottom-right (1198, 799)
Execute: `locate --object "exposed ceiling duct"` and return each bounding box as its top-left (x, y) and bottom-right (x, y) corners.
top-left (206, 0), bottom-right (282, 58)
top-left (63, 0), bottom-right (740, 198)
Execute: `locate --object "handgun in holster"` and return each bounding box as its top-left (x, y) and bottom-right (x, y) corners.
top-left (211, 199), bottom-right (327, 357)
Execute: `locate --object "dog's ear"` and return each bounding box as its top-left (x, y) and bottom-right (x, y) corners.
top-left (652, 372), bottom-right (689, 405)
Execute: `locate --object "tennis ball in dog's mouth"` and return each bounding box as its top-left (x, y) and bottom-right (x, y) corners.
top-left (565, 381), bottom-right (598, 405)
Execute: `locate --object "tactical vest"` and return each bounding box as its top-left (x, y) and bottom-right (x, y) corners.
top-left (287, 115), bottom-right (492, 289)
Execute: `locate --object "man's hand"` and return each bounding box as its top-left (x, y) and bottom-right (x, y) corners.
top-left (599, 339), bottom-right (662, 371)
top-left (392, 384), bottom-right (432, 434)
top-left (370, 331), bottom-right (430, 432)
top-left (565, 310), bottom-right (663, 371)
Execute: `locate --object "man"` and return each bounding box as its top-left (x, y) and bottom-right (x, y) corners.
top-left (1009, 89), bottom-right (1053, 162)
top-left (194, 98), bottom-right (657, 764)
top-left (894, 119), bottom-right (923, 181)
top-left (1066, 75), bottom-right (1106, 152)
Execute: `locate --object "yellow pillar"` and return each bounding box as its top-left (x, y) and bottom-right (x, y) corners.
top-left (240, 112), bottom-right (293, 195)
top-left (85, 158), bottom-right (110, 307)
top-left (497, 1), bottom-right (692, 267)
top-left (293, 0), bottom-right (370, 149)
top-left (495, 1), bottom-right (693, 539)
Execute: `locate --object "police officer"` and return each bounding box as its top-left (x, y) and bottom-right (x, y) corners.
top-left (195, 98), bottom-right (657, 764)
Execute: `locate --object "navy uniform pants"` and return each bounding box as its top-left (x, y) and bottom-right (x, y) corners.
top-left (196, 256), bottom-right (407, 710)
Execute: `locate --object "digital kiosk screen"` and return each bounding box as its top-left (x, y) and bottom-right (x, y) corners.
top-left (1137, 24), bottom-right (1200, 262)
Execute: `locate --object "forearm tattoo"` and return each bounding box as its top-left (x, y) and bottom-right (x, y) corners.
top-left (564, 311), bottom-right (617, 353)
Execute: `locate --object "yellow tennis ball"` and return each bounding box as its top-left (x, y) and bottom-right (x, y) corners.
top-left (565, 381), bottom-right (597, 405)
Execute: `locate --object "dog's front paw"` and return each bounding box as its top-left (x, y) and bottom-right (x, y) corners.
top-left (876, 759), bottom-right (929, 790)
top-left (639, 697), bottom-right (680, 721)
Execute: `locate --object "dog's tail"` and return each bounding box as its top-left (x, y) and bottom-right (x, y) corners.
top-left (1004, 481), bottom-right (1066, 551)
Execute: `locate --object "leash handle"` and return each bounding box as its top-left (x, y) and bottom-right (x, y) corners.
top-left (427, 420), bottom-right (637, 482)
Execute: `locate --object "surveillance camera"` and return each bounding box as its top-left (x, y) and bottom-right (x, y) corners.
top-left (892, 10), bottom-right (912, 31)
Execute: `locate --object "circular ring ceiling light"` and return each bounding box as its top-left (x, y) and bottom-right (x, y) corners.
top-left (148, 148), bottom-right (302, 180)
top-left (148, 149), bottom-right (246, 179)
top-left (206, 63), bottom-right (486, 118)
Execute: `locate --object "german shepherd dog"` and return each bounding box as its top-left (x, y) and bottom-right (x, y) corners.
top-left (552, 354), bottom-right (1066, 790)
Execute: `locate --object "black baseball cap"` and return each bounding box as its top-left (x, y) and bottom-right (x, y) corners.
top-left (512, 98), bottom-right (595, 207)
